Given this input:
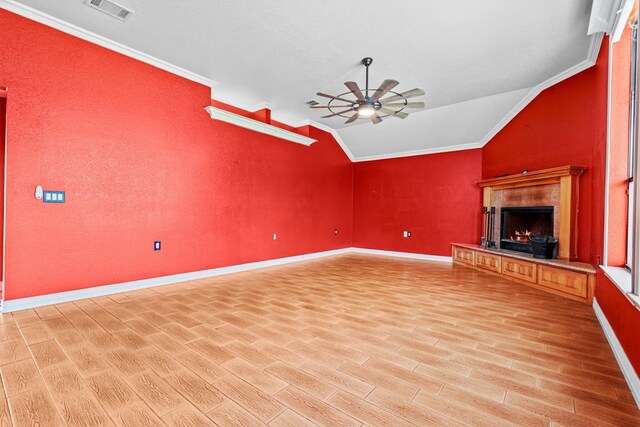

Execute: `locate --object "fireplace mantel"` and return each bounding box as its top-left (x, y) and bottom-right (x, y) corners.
top-left (478, 165), bottom-right (586, 260)
top-left (478, 165), bottom-right (585, 189)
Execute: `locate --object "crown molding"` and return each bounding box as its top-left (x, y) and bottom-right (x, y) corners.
top-left (477, 33), bottom-right (604, 148)
top-left (352, 141), bottom-right (483, 163)
top-left (0, 0), bottom-right (215, 88)
top-left (249, 102), bottom-right (277, 112)
top-left (587, 31), bottom-right (607, 63)
top-left (298, 120), bottom-right (356, 162)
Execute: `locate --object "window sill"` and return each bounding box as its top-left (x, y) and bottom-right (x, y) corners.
top-left (600, 266), bottom-right (640, 308)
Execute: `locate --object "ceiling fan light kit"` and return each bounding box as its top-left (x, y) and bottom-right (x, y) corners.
top-left (311, 57), bottom-right (425, 125)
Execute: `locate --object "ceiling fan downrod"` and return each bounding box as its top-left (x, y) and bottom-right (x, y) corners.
top-left (362, 57), bottom-right (373, 97)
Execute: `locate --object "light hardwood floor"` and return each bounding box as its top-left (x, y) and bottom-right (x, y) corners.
top-left (0, 254), bottom-right (638, 426)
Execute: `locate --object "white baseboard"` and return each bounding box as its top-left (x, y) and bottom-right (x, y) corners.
top-left (0, 248), bottom-right (352, 313)
top-left (593, 298), bottom-right (640, 409)
top-left (351, 247), bottom-right (453, 263)
top-left (0, 247), bottom-right (451, 313)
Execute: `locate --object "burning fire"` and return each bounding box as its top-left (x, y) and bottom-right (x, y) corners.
top-left (511, 229), bottom-right (532, 243)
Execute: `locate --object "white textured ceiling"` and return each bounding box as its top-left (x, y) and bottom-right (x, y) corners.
top-left (3, 0), bottom-right (600, 160)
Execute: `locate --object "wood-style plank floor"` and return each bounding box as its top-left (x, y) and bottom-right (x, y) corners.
top-left (0, 253), bottom-right (638, 426)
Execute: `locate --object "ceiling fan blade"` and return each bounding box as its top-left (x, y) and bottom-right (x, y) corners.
top-left (384, 102), bottom-right (425, 109)
top-left (371, 114), bottom-right (383, 124)
top-left (379, 107), bottom-right (409, 119)
top-left (321, 109), bottom-right (354, 118)
top-left (370, 79), bottom-right (399, 101)
top-left (380, 88), bottom-right (425, 104)
top-left (316, 92), bottom-right (355, 104)
top-left (310, 105), bottom-right (350, 108)
top-left (345, 113), bottom-right (359, 124)
top-left (344, 81), bottom-right (365, 101)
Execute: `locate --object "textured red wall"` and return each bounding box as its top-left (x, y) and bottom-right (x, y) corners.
top-left (482, 42), bottom-right (609, 265)
top-left (353, 149), bottom-right (483, 256)
top-left (0, 10), bottom-right (353, 301)
top-left (597, 271), bottom-right (640, 375)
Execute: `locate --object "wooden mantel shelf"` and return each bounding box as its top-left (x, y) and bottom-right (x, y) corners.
top-left (478, 165), bottom-right (585, 189)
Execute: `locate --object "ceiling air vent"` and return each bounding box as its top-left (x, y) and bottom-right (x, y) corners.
top-left (305, 100), bottom-right (320, 106)
top-left (84, 0), bottom-right (134, 21)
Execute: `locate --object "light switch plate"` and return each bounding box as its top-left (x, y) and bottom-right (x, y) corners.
top-left (43, 190), bottom-right (65, 203)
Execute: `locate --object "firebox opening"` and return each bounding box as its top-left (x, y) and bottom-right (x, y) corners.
top-left (500, 206), bottom-right (553, 253)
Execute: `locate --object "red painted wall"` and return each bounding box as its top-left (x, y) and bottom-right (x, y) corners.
top-left (597, 271), bottom-right (640, 375)
top-left (353, 149), bottom-right (483, 256)
top-left (0, 10), bottom-right (353, 301)
top-left (482, 42), bottom-right (609, 265)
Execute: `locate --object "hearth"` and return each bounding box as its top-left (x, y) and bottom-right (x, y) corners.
top-left (500, 206), bottom-right (553, 253)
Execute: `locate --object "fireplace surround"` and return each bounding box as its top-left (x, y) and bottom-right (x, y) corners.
top-left (452, 166), bottom-right (594, 303)
top-left (478, 165), bottom-right (585, 260)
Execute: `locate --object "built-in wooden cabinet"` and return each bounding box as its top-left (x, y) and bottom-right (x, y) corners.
top-left (453, 246), bottom-right (474, 265)
top-left (474, 252), bottom-right (501, 273)
top-left (502, 258), bottom-right (537, 283)
top-left (538, 265), bottom-right (589, 299)
top-left (451, 244), bottom-right (595, 304)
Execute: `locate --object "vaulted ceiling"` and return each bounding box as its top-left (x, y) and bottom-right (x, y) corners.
top-left (2, 0), bottom-right (602, 160)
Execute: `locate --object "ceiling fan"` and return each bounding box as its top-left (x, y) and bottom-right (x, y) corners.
top-left (310, 57), bottom-right (425, 125)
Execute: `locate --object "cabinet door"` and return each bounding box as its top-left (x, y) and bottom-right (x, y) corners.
top-left (474, 252), bottom-right (501, 273)
top-left (538, 265), bottom-right (588, 298)
top-left (453, 246), bottom-right (474, 265)
top-left (502, 257), bottom-right (536, 283)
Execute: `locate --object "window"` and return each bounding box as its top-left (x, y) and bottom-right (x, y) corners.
top-left (603, 2), bottom-right (639, 304)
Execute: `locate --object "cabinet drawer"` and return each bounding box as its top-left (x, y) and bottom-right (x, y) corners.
top-left (502, 257), bottom-right (536, 283)
top-left (537, 265), bottom-right (588, 298)
top-left (453, 246), bottom-right (474, 265)
top-left (474, 252), bottom-right (501, 273)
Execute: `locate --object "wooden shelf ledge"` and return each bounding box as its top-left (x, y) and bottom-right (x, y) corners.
top-left (204, 106), bottom-right (317, 146)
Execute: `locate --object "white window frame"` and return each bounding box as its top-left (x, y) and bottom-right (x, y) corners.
top-left (632, 17), bottom-right (640, 296)
top-left (628, 22), bottom-right (637, 270)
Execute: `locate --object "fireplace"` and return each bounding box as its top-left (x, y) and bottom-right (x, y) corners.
top-left (500, 206), bottom-right (553, 253)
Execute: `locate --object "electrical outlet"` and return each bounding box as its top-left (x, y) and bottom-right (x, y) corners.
top-left (273, 233), bottom-right (277, 240)
top-left (403, 231), bottom-right (411, 238)
top-left (154, 241), bottom-right (161, 251)
top-left (334, 229), bottom-right (338, 235)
